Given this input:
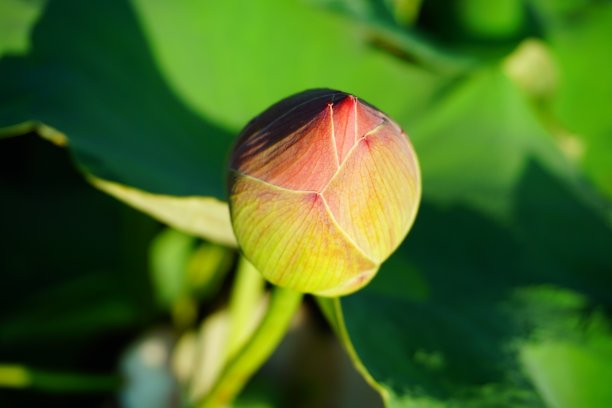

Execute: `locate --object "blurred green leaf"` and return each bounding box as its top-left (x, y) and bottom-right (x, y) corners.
top-left (0, 363), bottom-right (120, 393)
top-left (386, 0), bottom-right (424, 26)
top-left (150, 229), bottom-right (196, 309)
top-left (0, 0), bottom-right (45, 56)
top-left (522, 338), bottom-right (612, 408)
top-left (0, 0), bottom-right (231, 197)
top-left (411, 68), bottom-right (586, 219)
top-left (0, 0), bottom-right (445, 244)
top-left (131, 0), bottom-right (445, 130)
top-left (0, 135), bottom-right (157, 372)
top-left (310, 0), bottom-right (543, 72)
top-left (456, 0), bottom-right (526, 39)
top-left (186, 241), bottom-right (234, 300)
top-left (149, 228), bottom-right (234, 328)
top-left (308, 0), bottom-right (474, 74)
top-left (519, 288), bottom-right (612, 408)
top-left (0, 272), bottom-right (147, 344)
top-left (325, 67), bottom-right (612, 407)
top-left (544, 3), bottom-right (612, 196)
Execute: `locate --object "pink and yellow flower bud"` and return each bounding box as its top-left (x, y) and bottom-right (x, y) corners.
top-left (228, 89), bottom-right (421, 296)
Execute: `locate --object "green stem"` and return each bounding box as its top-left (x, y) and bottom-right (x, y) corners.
top-left (0, 364), bottom-right (120, 393)
top-left (226, 257), bottom-right (266, 359)
top-left (197, 286), bottom-right (303, 408)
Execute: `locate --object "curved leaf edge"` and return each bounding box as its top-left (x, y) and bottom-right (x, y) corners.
top-left (0, 122), bottom-right (236, 247)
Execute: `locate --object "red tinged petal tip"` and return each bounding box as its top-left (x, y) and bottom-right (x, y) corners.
top-left (331, 96), bottom-right (357, 164)
top-left (233, 105), bottom-right (338, 191)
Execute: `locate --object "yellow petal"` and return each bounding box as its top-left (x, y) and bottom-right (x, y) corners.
top-left (230, 173), bottom-right (378, 296)
top-left (323, 124), bottom-right (420, 261)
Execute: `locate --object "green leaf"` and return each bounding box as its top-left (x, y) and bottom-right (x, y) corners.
top-left (149, 228), bottom-right (235, 310)
top-left (308, 0), bottom-right (474, 75)
top-left (0, 0), bottom-right (444, 243)
top-left (545, 3), bottom-right (612, 197)
top-left (94, 178), bottom-right (236, 246)
top-left (522, 330), bottom-right (612, 408)
top-left (149, 228), bottom-right (235, 330)
top-left (0, 0), bottom-right (46, 56)
top-left (456, 0), bottom-right (526, 39)
top-left (0, 0), bottom-right (232, 197)
top-left (129, 0), bottom-right (445, 130)
top-left (325, 68), bottom-right (612, 407)
top-left (0, 135), bottom-right (157, 367)
top-left (149, 229), bottom-right (196, 308)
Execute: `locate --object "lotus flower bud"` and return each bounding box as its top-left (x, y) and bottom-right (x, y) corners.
top-left (228, 89), bottom-right (421, 296)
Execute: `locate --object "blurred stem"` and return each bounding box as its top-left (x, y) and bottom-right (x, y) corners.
top-left (226, 257), bottom-right (266, 359)
top-left (0, 364), bottom-right (120, 392)
top-left (197, 286), bottom-right (303, 408)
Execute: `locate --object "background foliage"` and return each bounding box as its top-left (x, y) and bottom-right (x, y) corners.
top-left (1, 0), bottom-right (611, 407)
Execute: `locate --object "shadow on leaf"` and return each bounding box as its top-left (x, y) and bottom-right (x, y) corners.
top-left (0, 0), bottom-right (233, 197)
top-left (341, 159), bottom-right (612, 405)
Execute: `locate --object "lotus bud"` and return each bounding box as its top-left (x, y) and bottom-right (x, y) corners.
top-left (228, 89), bottom-right (421, 296)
